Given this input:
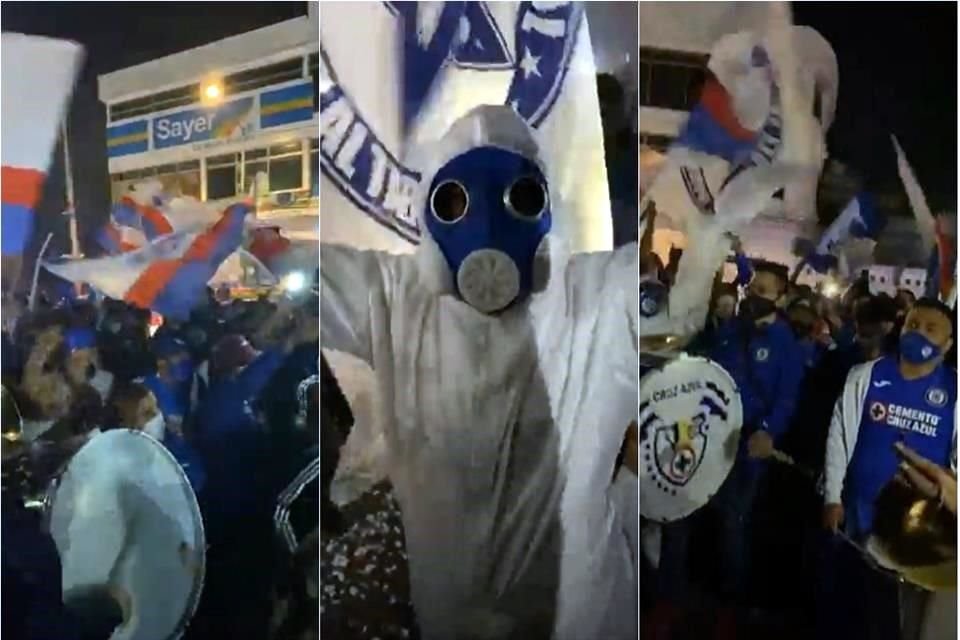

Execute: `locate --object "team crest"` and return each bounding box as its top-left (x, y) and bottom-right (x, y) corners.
top-left (647, 395), bottom-right (728, 487)
top-left (639, 357), bottom-right (743, 523)
top-left (870, 401), bottom-right (887, 422)
top-left (319, 1), bottom-right (582, 241)
top-left (926, 387), bottom-right (948, 408)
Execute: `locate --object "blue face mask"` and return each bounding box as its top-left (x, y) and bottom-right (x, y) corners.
top-left (899, 331), bottom-right (942, 364)
top-left (425, 147), bottom-right (551, 313)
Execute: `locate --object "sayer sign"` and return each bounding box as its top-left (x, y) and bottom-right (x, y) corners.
top-left (153, 97), bottom-right (255, 149)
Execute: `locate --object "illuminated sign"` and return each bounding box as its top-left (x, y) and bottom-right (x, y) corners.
top-left (152, 97), bottom-right (255, 149)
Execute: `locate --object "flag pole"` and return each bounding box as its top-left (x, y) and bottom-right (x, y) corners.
top-left (61, 119), bottom-right (85, 298)
top-left (62, 120), bottom-right (80, 258)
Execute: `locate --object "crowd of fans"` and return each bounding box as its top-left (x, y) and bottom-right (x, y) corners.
top-left (640, 240), bottom-right (957, 640)
top-left (2, 283), bottom-right (322, 640)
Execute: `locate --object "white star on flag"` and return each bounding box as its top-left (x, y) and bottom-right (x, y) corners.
top-left (519, 47), bottom-right (541, 79)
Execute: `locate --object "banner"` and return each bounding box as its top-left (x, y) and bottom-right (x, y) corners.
top-left (319, 1), bottom-right (612, 253)
top-left (1, 33), bottom-right (84, 257)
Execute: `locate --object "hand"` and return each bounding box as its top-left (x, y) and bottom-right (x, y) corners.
top-left (895, 442), bottom-right (957, 516)
top-left (823, 503), bottom-right (844, 532)
top-left (747, 431), bottom-right (774, 459)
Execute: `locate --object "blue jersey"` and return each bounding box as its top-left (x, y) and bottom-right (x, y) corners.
top-left (144, 374), bottom-right (191, 424)
top-left (707, 317), bottom-right (804, 441)
top-left (845, 357), bottom-right (956, 536)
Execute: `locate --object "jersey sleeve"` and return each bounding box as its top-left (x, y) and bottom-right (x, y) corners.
top-left (823, 361), bottom-right (875, 504)
top-left (762, 335), bottom-right (805, 441)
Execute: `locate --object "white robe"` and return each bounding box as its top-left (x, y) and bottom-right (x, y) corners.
top-left (321, 241), bottom-right (638, 639)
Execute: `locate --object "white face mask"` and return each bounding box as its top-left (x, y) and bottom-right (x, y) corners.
top-left (141, 413), bottom-right (166, 441)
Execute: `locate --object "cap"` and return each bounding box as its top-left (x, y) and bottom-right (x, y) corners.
top-left (152, 335), bottom-right (189, 360)
top-left (64, 327), bottom-right (96, 353)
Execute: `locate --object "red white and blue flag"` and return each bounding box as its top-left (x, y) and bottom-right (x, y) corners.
top-left (47, 203), bottom-right (251, 319)
top-left (1, 34), bottom-right (83, 256)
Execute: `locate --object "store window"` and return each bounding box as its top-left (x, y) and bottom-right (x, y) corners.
top-left (207, 153), bottom-right (239, 200)
top-left (243, 148), bottom-right (268, 195)
top-left (241, 142), bottom-right (304, 194)
top-left (109, 160), bottom-right (201, 202)
top-left (269, 142), bottom-right (302, 192)
top-left (639, 48), bottom-right (707, 112)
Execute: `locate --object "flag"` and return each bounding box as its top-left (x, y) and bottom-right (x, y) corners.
top-left (925, 216), bottom-right (956, 300)
top-left (45, 203), bottom-right (251, 319)
top-left (111, 188), bottom-right (174, 241)
top-left (892, 135), bottom-right (936, 250)
top-left (1, 34), bottom-right (83, 256)
top-left (806, 193), bottom-right (885, 274)
top-left (891, 136), bottom-right (955, 300)
top-left (99, 180), bottom-right (222, 254)
top-left (319, 1), bottom-right (611, 253)
top-left (95, 222), bottom-right (138, 255)
top-left (645, 25), bottom-right (835, 231)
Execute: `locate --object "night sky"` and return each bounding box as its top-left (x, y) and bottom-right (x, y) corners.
top-left (1, 1), bottom-right (306, 259)
top-left (1, 1), bottom-right (956, 259)
top-left (793, 2), bottom-right (956, 212)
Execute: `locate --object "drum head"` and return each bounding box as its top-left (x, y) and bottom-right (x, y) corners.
top-left (639, 355), bottom-right (742, 523)
top-left (49, 429), bottom-right (205, 640)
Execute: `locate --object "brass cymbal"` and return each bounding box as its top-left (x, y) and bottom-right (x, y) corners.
top-left (870, 477), bottom-right (957, 591)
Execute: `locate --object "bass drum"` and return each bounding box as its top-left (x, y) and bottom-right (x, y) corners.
top-left (48, 429), bottom-right (205, 640)
top-left (639, 355), bottom-right (743, 523)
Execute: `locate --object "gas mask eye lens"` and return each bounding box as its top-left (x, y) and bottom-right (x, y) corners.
top-left (430, 180), bottom-right (469, 223)
top-left (505, 176), bottom-right (547, 220)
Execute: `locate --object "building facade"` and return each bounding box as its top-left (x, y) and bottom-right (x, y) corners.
top-left (97, 5), bottom-right (319, 239)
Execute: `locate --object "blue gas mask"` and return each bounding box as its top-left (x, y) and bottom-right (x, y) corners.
top-left (425, 146), bottom-right (551, 313)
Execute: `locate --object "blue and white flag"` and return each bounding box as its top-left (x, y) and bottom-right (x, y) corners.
top-left (806, 192), bottom-right (885, 273)
top-left (644, 25), bottom-right (836, 233)
top-left (319, 1), bottom-right (611, 253)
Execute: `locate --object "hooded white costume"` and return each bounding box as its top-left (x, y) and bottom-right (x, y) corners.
top-left (320, 105), bottom-right (639, 639)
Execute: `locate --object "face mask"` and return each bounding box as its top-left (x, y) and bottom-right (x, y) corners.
top-left (899, 331), bottom-right (942, 364)
top-left (425, 146), bottom-right (551, 313)
top-left (141, 413), bottom-right (166, 440)
top-left (738, 295), bottom-right (777, 321)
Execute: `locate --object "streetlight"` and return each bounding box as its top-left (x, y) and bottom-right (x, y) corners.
top-left (200, 76), bottom-right (224, 106)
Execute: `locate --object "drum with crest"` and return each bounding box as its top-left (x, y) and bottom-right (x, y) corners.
top-left (638, 354), bottom-right (743, 523)
top-left (46, 429), bottom-right (206, 640)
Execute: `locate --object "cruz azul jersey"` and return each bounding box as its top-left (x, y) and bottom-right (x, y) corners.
top-left (845, 356), bottom-right (956, 536)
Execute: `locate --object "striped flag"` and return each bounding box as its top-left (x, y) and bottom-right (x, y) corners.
top-left (95, 222), bottom-right (139, 255)
top-left (1, 34), bottom-right (83, 256)
top-left (805, 193), bottom-right (885, 274)
top-left (46, 203), bottom-right (251, 319)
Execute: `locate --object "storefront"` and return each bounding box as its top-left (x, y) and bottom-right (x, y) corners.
top-left (98, 6), bottom-right (319, 237)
